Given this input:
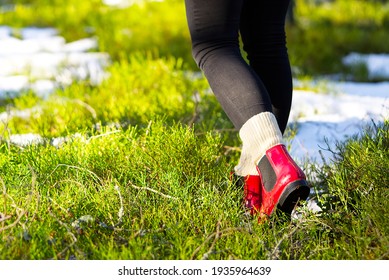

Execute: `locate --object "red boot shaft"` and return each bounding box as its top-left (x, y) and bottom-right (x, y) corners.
top-left (257, 144), bottom-right (310, 217)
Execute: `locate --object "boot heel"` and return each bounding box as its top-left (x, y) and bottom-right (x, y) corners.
top-left (278, 180), bottom-right (310, 214)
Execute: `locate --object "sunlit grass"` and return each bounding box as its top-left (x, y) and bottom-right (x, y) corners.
top-left (0, 0), bottom-right (388, 260)
top-left (296, 0), bottom-right (389, 27)
top-left (0, 54), bottom-right (216, 138)
top-left (1, 119), bottom-right (388, 259)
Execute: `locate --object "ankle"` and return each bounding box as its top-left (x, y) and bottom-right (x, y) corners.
top-left (235, 112), bottom-right (283, 176)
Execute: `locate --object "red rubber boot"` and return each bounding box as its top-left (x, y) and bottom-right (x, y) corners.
top-left (257, 144), bottom-right (310, 218)
top-left (243, 175), bottom-right (262, 215)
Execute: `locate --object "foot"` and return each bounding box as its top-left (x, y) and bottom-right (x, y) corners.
top-left (257, 144), bottom-right (310, 218)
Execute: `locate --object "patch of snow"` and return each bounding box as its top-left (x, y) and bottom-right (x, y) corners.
top-left (0, 75), bottom-right (30, 96)
top-left (9, 133), bottom-right (44, 146)
top-left (0, 26), bottom-right (12, 39)
top-left (31, 79), bottom-right (57, 99)
top-left (20, 27), bottom-right (58, 39)
top-left (62, 38), bottom-right (98, 53)
top-left (343, 52), bottom-right (389, 80)
top-left (289, 83), bottom-right (389, 165)
top-left (0, 26), bottom-right (110, 100)
top-left (336, 81), bottom-right (389, 98)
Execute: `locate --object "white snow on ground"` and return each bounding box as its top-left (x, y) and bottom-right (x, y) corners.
top-left (1, 26), bottom-right (388, 171)
top-left (0, 26), bottom-right (109, 99)
top-left (343, 53), bottom-right (389, 80)
top-left (289, 82), bottom-right (389, 165)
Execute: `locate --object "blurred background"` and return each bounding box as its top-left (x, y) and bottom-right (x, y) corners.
top-left (1, 0), bottom-right (389, 81)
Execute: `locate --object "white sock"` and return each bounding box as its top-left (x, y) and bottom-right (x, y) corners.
top-left (234, 112), bottom-right (283, 177)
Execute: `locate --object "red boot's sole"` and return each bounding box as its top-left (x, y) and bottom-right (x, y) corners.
top-left (277, 180), bottom-right (310, 214)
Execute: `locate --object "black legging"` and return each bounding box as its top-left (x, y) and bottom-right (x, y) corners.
top-left (185, 0), bottom-right (292, 133)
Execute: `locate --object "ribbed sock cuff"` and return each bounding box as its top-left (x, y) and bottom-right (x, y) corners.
top-left (234, 112), bottom-right (283, 176)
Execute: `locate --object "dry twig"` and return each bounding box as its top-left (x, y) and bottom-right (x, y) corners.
top-left (128, 182), bottom-right (178, 200)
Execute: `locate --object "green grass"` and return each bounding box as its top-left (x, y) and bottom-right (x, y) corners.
top-left (288, 0), bottom-right (389, 78)
top-left (1, 55), bottom-right (212, 138)
top-left (0, 0), bottom-right (388, 259)
top-left (312, 121), bottom-right (389, 259)
top-left (1, 119), bottom-right (388, 260)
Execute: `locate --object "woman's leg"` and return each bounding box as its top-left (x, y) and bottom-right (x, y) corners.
top-left (240, 0), bottom-right (293, 134)
top-left (184, 0), bottom-right (273, 130)
top-left (238, 1), bottom-right (309, 218)
top-left (185, 0), bottom-right (274, 214)
top-left (184, 0), bottom-right (309, 218)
